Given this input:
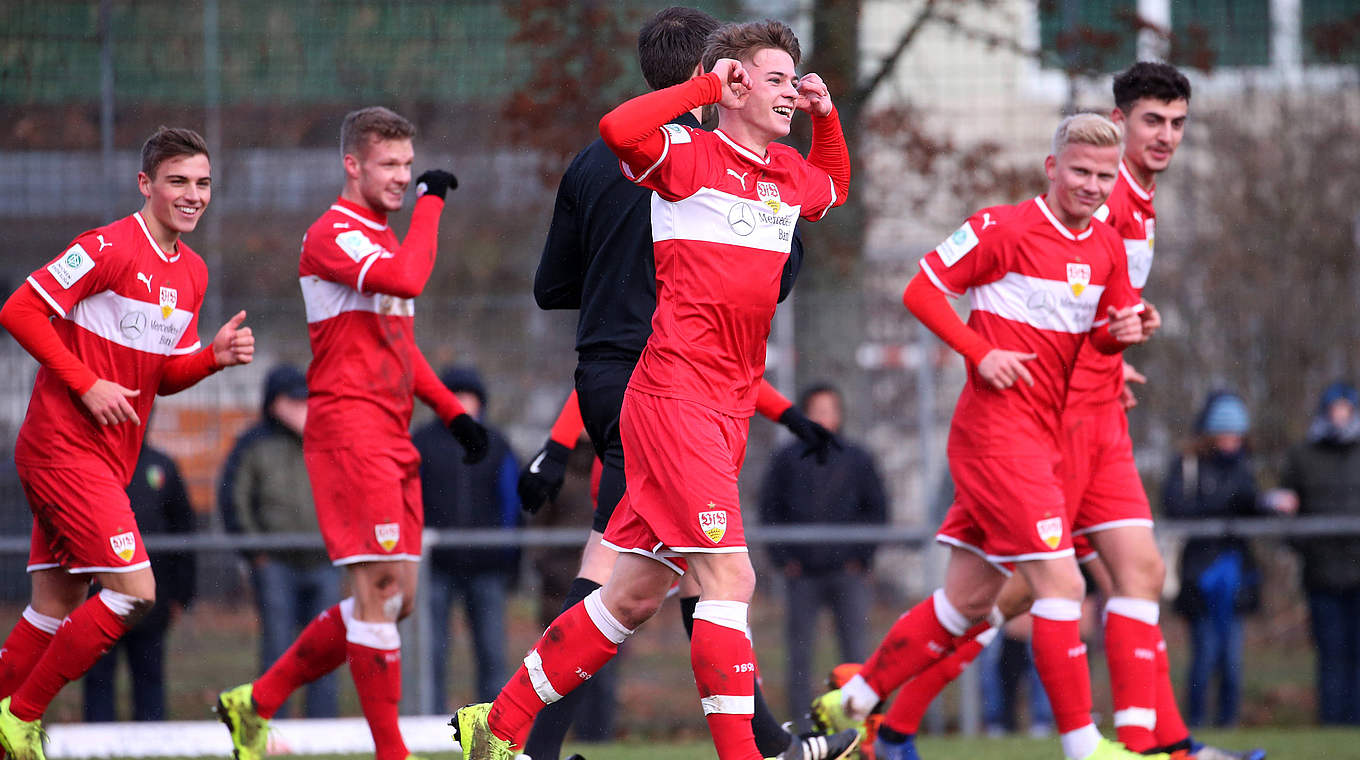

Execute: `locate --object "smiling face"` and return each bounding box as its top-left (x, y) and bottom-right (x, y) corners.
top-left (346, 137), bottom-right (414, 214)
top-left (1114, 97), bottom-right (1188, 185)
top-left (729, 47), bottom-right (800, 145)
top-left (137, 153), bottom-right (211, 249)
top-left (1044, 141), bottom-right (1121, 230)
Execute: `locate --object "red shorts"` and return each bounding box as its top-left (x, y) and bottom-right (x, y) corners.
top-left (602, 390), bottom-right (749, 569)
top-left (1061, 404), bottom-right (1152, 551)
top-left (305, 445), bottom-right (423, 565)
top-left (935, 453), bottom-right (1074, 569)
top-left (19, 463), bottom-right (149, 574)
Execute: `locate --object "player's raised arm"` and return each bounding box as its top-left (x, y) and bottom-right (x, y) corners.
top-left (354, 170), bottom-right (456, 299)
top-left (598, 67), bottom-right (733, 171)
top-left (797, 72), bottom-right (850, 208)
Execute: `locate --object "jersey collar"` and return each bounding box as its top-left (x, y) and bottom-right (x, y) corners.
top-left (330, 197), bottom-right (389, 231)
top-left (1118, 159), bottom-right (1155, 201)
top-left (133, 211), bottom-right (180, 263)
top-left (1034, 195), bottom-right (1093, 241)
top-left (713, 129), bottom-right (771, 166)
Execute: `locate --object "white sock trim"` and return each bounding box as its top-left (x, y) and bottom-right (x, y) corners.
top-left (932, 588), bottom-right (970, 636)
top-left (840, 673), bottom-right (881, 721)
top-left (523, 649), bottom-right (564, 705)
top-left (1106, 596), bottom-right (1160, 626)
top-left (1060, 723), bottom-right (1100, 760)
top-left (1113, 706), bottom-right (1158, 729)
top-left (345, 618), bottom-right (400, 650)
top-left (700, 694), bottom-right (754, 715)
top-left (21, 606), bottom-right (61, 635)
top-left (988, 606), bottom-right (1006, 629)
top-left (976, 626), bottom-right (1001, 648)
top-left (583, 589), bottom-right (634, 644)
top-left (692, 600), bottom-right (749, 634)
top-left (1031, 597), bottom-right (1082, 622)
top-left (97, 588), bottom-right (141, 617)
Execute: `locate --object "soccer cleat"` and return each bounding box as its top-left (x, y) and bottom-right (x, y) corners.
top-left (215, 683), bottom-right (270, 760)
top-left (1083, 739), bottom-right (1169, 760)
top-left (876, 733), bottom-right (920, 760)
top-left (450, 703), bottom-right (516, 760)
top-left (776, 728), bottom-right (861, 760)
top-left (0, 697), bottom-right (46, 760)
top-left (1168, 748), bottom-right (1266, 760)
top-left (809, 689), bottom-right (863, 735)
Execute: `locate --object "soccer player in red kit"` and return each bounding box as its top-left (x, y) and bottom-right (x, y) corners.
top-left (0, 127), bottom-right (254, 760)
top-left (453, 19), bottom-right (850, 760)
top-left (822, 113), bottom-right (1155, 760)
top-left (217, 107), bottom-right (487, 760)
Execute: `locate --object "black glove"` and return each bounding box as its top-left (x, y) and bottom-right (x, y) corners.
top-left (415, 169), bottom-right (458, 200)
top-left (447, 413), bottom-right (488, 464)
top-left (517, 439), bottom-right (571, 515)
top-left (778, 407), bottom-right (840, 465)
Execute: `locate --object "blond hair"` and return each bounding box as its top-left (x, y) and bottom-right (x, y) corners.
top-left (1051, 112), bottom-right (1122, 157)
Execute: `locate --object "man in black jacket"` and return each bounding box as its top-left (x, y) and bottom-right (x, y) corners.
top-left (760, 384), bottom-right (888, 731)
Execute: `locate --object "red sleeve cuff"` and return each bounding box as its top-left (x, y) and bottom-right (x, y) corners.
top-left (755, 380), bottom-right (793, 421)
top-left (549, 390), bottom-right (585, 447)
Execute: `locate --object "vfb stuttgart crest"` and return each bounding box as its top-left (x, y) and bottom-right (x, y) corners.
top-left (158, 285), bottom-right (178, 318)
top-left (1035, 516), bottom-right (1064, 550)
top-left (1066, 262), bottom-right (1091, 297)
top-left (699, 504), bottom-right (727, 544)
top-left (375, 522), bottom-right (400, 552)
top-left (756, 181), bottom-right (781, 213)
top-left (109, 531), bottom-right (137, 562)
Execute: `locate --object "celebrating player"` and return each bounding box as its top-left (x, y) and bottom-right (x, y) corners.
top-left (816, 113), bottom-right (1154, 760)
top-left (454, 19), bottom-right (850, 760)
top-left (0, 127), bottom-right (254, 760)
top-left (516, 8), bottom-right (846, 759)
top-left (216, 107), bottom-right (488, 760)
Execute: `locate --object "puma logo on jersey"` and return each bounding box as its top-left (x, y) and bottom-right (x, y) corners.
top-left (981, 212), bottom-right (997, 230)
top-left (97, 234), bottom-right (113, 251)
top-left (726, 169), bottom-right (749, 190)
top-left (333, 222), bottom-right (351, 229)
top-left (137, 272), bottom-right (153, 293)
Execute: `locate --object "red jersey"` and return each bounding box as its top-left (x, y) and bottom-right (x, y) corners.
top-left (15, 213), bottom-right (206, 483)
top-left (919, 197), bottom-right (1139, 455)
top-left (1066, 160), bottom-right (1156, 411)
top-left (613, 120), bottom-right (840, 416)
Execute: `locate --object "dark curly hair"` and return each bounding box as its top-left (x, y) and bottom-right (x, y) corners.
top-left (1113, 61), bottom-right (1191, 114)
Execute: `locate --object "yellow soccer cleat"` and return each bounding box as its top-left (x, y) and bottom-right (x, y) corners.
top-left (1083, 739), bottom-right (1170, 760)
top-left (450, 703), bottom-right (516, 760)
top-left (214, 683), bottom-right (270, 760)
top-left (0, 697), bottom-right (46, 760)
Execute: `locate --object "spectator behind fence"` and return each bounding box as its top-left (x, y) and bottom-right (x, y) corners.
top-left (218, 364), bottom-right (340, 718)
top-left (1276, 381), bottom-right (1360, 725)
top-left (413, 366), bottom-right (521, 706)
top-left (1161, 391), bottom-right (1267, 728)
top-left (83, 439), bottom-right (196, 721)
top-left (758, 383), bottom-right (888, 730)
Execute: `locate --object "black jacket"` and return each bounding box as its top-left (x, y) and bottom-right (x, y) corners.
top-left (1162, 449), bottom-right (1262, 615)
top-left (534, 112), bottom-right (803, 360)
top-left (124, 444), bottom-right (196, 631)
top-left (759, 439), bottom-right (888, 573)
top-left (1281, 436), bottom-right (1360, 593)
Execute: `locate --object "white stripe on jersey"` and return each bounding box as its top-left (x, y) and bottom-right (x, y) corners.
top-left (651, 186), bottom-right (800, 254)
top-left (329, 204), bottom-right (389, 232)
top-left (132, 212), bottom-right (179, 263)
top-left (26, 276), bottom-right (68, 317)
top-left (66, 290), bottom-right (198, 356)
top-left (299, 275), bottom-right (414, 323)
top-left (971, 271), bottom-right (1106, 335)
top-left (700, 694), bottom-right (756, 716)
top-left (1125, 237), bottom-right (1153, 289)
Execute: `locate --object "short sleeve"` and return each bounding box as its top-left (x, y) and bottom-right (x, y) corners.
top-left (25, 233), bottom-right (125, 318)
top-left (621, 124), bottom-right (712, 203)
top-left (301, 225), bottom-right (392, 294)
top-left (917, 210), bottom-right (1006, 298)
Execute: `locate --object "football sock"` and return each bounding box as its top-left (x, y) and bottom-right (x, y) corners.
top-left (681, 594), bottom-right (789, 756)
top-left (1105, 597), bottom-right (1160, 752)
top-left (345, 616), bottom-right (407, 760)
top-left (253, 599), bottom-right (350, 719)
top-left (492, 590), bottom-right (630, 747)
top-left (521, 577), bottom-right (605, 760)
top-left (882, 625), bottom-right (997, 735)
top-left (691, 601), bottom-right (762, 760)
top-left (1030, 598), bottom-right (1096, 758)
top-left (10, 590), bottom-right (130, 721)
top-left (0, 607), bottom-right (59, 699)
top-left (860, 589), bottom-right (975, 698)
top-left (1152, 631), bottom-right (1191, 748)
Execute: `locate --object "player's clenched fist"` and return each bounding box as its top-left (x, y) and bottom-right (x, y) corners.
top-left (211, 310), bottom-right (255, 368)
top-left (415, 169), bottom-right (458, 200)
top-left (81, 379), bottom-right (142, 426)
top-left (795, 72), bottom-right (833, 117)
top-left (709, 58), bottom-right (753, 109)
top-left (978, 349), bottom-right (1037, 390)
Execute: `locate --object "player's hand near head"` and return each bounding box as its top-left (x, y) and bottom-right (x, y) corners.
top-left (977, 349), bottom-right (1037, 391)
top-left (212, 310), bottom-right (254, 368)
top-left (81, 379), bottom-right (141, 426)
top-left (1106, 304), bottom-right (1145, 343)
top-left (1120, 361), bottom-right (1147, 409)
top-left (709, 58), bottom-right (752, 109)
top-left (1138, 299), bottom-right (1161, 339)
top-left (794, 72), bottom-right (833, 117)
top-left (414, 170), bottom-right (458, 200)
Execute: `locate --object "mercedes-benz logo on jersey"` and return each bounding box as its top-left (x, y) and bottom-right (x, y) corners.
top-left (727, 202), bottom-right (756, 236)
top-left (119, 310), bottom-right (147, 340)
top-left (1026, 288), bottom-right (1057, 315)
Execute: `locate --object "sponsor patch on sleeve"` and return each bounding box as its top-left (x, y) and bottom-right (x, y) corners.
top-left (47, 243), bottom-right (96, 289)
top-left (334, 230), bottom-right (382, 263)
top-left (662, 124), bottom-right (691, 144)
top-left (935, 221), bottom-right (978, 267)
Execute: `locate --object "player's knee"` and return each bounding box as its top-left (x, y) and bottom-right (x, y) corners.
top-left (950, 588), bottom-right (998, 622)
top-left (611, 592), bottom-right (664, 629)
top-left (98, 588), bottom-right (155, 626)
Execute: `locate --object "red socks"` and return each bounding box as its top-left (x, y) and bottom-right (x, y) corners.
top-left (0, 608), bottom-right (59, 699)
top-left (1153, 632), bottom-right (1191, 747)
top-left (691, 601), bottom-right (761, 760)
top-left (10, 591), bottom-right (129, 721)
top-left (1029, 598), bottom-right (1093, 735)
top-left (882, 626), bottom-right (996, 735)
top-left (348, 639), bottom-right (407, 760)
top-left (861, 590), bottom-right (974, 698)
top-left (491, 590), bottom-right (630, 748)
top-left (1104, 597), bottom-right (1161, 751)
top-left (252, 601), bottom-right (349, 719)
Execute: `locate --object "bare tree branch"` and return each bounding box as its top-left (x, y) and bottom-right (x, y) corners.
top-left (855, 0), bottom-right (938, 104)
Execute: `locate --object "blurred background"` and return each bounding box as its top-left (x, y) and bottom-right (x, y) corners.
top-left (1, 0), bottom-right (1358, 741)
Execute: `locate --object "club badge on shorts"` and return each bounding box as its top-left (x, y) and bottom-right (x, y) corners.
top-left (1066, 262), bottom-right (1091, 297)
top-left (699, 504), bottom-right (727, 544)
top-left (1036, 516), bottom-right (1064, 550)
top-left (109, 531), bottom-right (137, 562)
top-left (375, 522), bottom-right (400, 552)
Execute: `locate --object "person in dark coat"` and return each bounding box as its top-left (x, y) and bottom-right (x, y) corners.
top-left (82, 441), bottom-right (195, 721)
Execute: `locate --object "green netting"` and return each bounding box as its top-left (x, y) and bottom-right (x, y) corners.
top-left (1170, 0), bottom-right (1271, 69)
top-left (1302, 0), bottom-right (1360, 64)
top-left (1037, 0), bottom-right (1139, 73)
